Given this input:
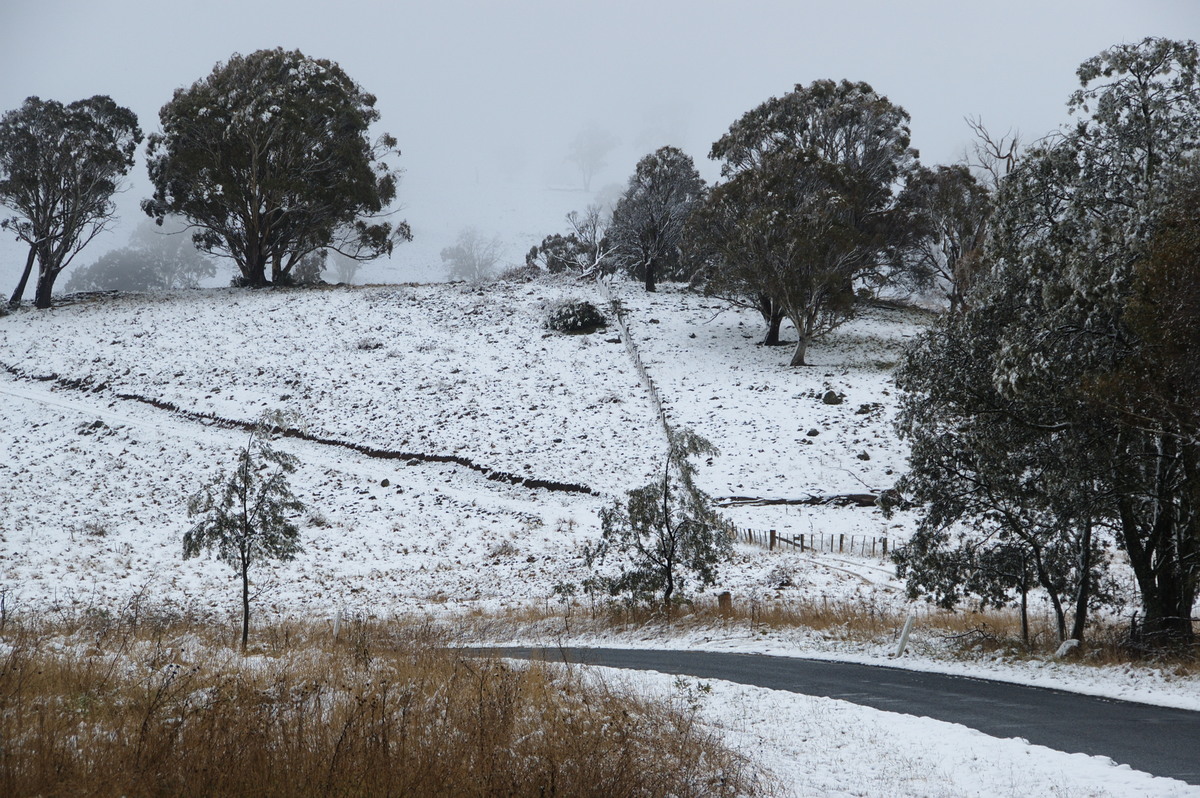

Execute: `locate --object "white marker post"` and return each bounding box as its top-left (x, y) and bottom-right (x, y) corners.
top-left (894, 613), bottom-right (916, 657)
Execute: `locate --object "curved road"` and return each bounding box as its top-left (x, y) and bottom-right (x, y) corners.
top-left (466, 647), bottom-right (1200, 785)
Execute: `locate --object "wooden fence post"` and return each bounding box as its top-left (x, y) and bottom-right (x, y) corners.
top-left (769, 529), bottom-right (776, 551)
top-left (839, 533), bottom-right (844, 553)
top-left (883, 537), bottom-right (888, 557)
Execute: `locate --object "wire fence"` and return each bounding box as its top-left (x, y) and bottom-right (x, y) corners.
top-left (738, 527), bottom-right (890, 558)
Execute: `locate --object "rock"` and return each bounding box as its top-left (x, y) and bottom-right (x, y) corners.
top-left (857, 451), bottom-right (871, 461)
top-left (380, 478), bottom-right (390, 488)
top-left (806, 428), bottom-right (820, 437)
top-left (822, 390), bottom-right (844, 405)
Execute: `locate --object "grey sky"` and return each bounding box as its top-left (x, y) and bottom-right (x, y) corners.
top-left (2, 0), bottom-right (1197, 285)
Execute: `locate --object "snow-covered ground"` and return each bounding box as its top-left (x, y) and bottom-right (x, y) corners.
top-left (605, 667), bottom-right (1199, 798)
top-left (0, 278), bottom-right (907, 618)
top-left (2, 278), bottom-right (1197, 795)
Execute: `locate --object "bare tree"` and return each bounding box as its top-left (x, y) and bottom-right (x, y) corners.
top-left (965, 116), bottom-right (1020, 190)
top-left (442, 227), bottom-right (502, 282)
top-left (566, 126), bottom-right (619, 192)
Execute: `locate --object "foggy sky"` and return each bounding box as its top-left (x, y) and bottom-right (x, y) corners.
top-left (2, 0), bottom-right (1197, 286)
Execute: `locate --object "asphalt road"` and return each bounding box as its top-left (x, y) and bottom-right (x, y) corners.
top-left (465, 646), bottom-right (1200, 785)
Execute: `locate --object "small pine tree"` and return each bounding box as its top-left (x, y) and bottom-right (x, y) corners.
top-left (587, 427), bottom-right (732, 610)
top-left (184, 414), bottom-right (305, 651)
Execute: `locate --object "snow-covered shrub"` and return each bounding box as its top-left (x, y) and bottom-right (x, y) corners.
top-left (496, 263), bottom-right (542, 283)
top-left (544, 298), bottom-right (606, 334)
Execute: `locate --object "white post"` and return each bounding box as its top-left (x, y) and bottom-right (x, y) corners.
top-left (894, 613), bottom-right (916, 657)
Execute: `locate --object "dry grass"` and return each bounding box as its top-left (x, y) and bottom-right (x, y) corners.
top-left (0, 608), bottom-right (766, 798)
top-left (460, 592), bottom-right (1199, 669)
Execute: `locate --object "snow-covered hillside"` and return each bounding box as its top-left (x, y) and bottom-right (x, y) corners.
top-left (6, 279), bottom-right (1200, 796)
top-left (0, 278), bottom-right (913, 618)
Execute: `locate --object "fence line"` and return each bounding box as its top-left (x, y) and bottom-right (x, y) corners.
top-left (737, 527), bottom-right (890, 558)
top-left (597, 280), bottom-right (671, 439)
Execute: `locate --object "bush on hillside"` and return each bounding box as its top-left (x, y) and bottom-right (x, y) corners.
top-left (544, 299), bottom-right (606, 334)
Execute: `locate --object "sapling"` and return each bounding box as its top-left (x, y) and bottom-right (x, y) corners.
top-left (184, 413), bottom-right (305, 651)
top-left (586, 426), bottom-right (732, 611)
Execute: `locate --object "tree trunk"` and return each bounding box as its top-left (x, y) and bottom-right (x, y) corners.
top-left (764, 313), bottom-right (784, 346)
top-left (8, 248), bottom-right (36, 308)
top-left (241, 560), bottom-right (250, 653)
top-left (756, 296), bottom-right (786, 345)
top-left (1069, 521), bottom-right (1093, 642)
top-left (644, 258), bottom-right (656, 292)
top-left (788, 335), bottom-right (809, 367)
top-left (1019, 581), bottom-right (1030, 647)
top-left (1031, 545), bottom-right (1067, 642)
top-left (1116, 435), bottom-right (1198, 649)
top-left (33, 267), bottom-right (56, 310)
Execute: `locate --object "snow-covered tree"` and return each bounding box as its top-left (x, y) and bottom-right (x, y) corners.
top-left (143, 48), bottom-right (410, 288)
top-left (891, 273), bottom-right (1114, 644)
top-left (892, 164), bottom-right (991, 312)
top-left (695, 79), bottom-right (918, 365)
top-left (1, 95), bottom-right (142, 308)
top-left (184, 415), bottom-right (306, 652)
top-left (608, 146), bottom-right (706, 292)
top-left (586, 427), bottom-right (732, 610)
top-left (896, 37), bottom-right (1200, 648)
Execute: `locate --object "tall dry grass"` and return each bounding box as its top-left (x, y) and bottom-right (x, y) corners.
top-left (464, 592), bottom-right (1196, 668)
top-left (0, 609), bottom-right (766, 797)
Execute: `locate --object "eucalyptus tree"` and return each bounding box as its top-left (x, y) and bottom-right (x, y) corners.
top-left (697, 79), bottom-right (918, 365)
top-left (895, 38), bottom-right (1200, 647)
top-left (586, 427), bottom-right (732, 610)
top-left (65, 217), bottom-right (217, 293)
top-left (608, 146), bottom-right (706, 291)
top-left (185, 416), bottom-right (306, 652)
top-left (892, 164), bottom-right (991, 313)
top-left (143, 48), bottom-right (410, 287)
top-left (0, 95), bottom-right (141, 308)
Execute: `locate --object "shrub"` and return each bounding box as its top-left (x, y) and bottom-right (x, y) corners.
top-left (545, 298), bottom-right (606, 334)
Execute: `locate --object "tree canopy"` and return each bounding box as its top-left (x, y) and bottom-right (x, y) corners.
top-left (608, 146), bottom-right (706, 292)
top-left (695, 79), bottom-right (918, 365)
top-left (143, 48), bottom-right (410, 287)
top-left (894, 37), bottom-right (1200, 648)
top-left (586, 427), bottom-right (732, 610)
top-left (0, 95), bottom-right (141, 308)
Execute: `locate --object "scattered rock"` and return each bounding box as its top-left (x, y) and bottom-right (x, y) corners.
top-left (821, 390), bottom-right (844, 405)
top-left (380, 478), bottom-right (390, 488)
top-left (857, 451), bottom-right (871, 461)
top-left (806, 428), bottom-right (820, 437)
